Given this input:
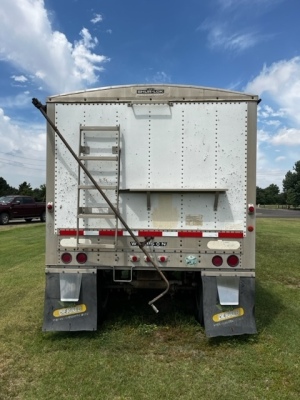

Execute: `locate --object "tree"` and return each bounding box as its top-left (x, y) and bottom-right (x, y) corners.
top-left (283, 161), bottom-right (300, 207)
top-left (264, 184), bottom-right (280, 205)
top-left (18, 181), bottom-right (33, 196)
top-left (0, 177), bottom-right (17, 196)
top-left (32, 184), bottom-right (46, 201)
top-left (256, 186), bottom-right (266, 205)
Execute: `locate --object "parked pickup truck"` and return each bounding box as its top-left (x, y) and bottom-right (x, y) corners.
top-left (0, 195), bottom-right (46, 225)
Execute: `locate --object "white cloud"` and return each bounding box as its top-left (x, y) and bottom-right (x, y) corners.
top-left (11, 75), bottom-right (28, 83)
top-left (91, 13), bottom-right (103, 24)
top-left (0, 92), bottom-right (32, 108)
top-left (256, 167), bottom-right (287, 189)
top-left (200, 0), bottom-right (276, 54)
top-left (0, 107), bottom-right (46, 187)
top-left (0, 0), bottom-right (109, 94)
top-left (146, 71), bottom-right (171, 84)
top-left (200, 21), bottom-right (262, 53)
top-left (245, 57), bottom-right (300, 189)
top-left (245, 57), bottom-right (300, 126)
top-left (275, 156), bottom-right (286, 162)
top-left (218, 0), bottom-right (283, 10)
top-left (270, 128), bottom-right (300, 146)
top-left (257, 129), bottom-right (271, 143)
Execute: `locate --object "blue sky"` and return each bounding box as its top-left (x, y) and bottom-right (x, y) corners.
top-left (0, 0), bottom-right (300, 190)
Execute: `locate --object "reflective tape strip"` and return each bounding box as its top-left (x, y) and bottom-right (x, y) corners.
top-left (203, 232), bottom-right (218, 238)
top-left (99, 230), bottom-right (123, 236)
top-left (58, 229), bottom-right (244, 238)
top-left (59, 229), bottom-right (84, 236)
top-left (218, 232), bottom-right (244, 238)
top-left (178, 231), bottom-right (203, 238)
top-left (138, 230), bottom-right (163, 237)
top-left (163, 231), bottom-right (178, 237)
top-left (123, 230), bottom-right (138, 236)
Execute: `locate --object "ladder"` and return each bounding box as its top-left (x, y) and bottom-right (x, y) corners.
top-left (76, 125), bottom-right (120, 249)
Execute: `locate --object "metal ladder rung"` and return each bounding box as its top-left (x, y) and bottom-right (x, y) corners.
top-left (76, 125), bottom-right (120, 248)
top-left (78, 213), bottom-right (115, 218)
top-left (79, 156), bottom-right (118, 161)
top-left (80, 126), bottom-right (119, 132)
top-left (78, 185), bottom-right (117, 190)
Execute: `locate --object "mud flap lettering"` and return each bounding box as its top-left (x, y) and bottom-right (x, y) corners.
top-left (43, 272), bottom-right (97, 331)
top-left (202, 276), bottom-right (257, 337)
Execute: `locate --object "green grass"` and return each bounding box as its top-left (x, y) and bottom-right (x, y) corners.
top-left (0, 220), bottom-right (300, 400)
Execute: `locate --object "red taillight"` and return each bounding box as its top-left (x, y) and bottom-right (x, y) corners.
top-left (227, 255), bottom-right (239, 267)
top-left (212, 255), bottom-right (223, 267)
top-left (76, 253), bottom-right (87, 264)
top-left (144, 256), bottom-right (152, 262)
top-left (61, 252), bottom-right (72, 264)
top-left (248, 204), bottom-right (255, 214)
top-left (158, 255), bottom-right (168, 262)
top-left (130, 255), bottom-right (140, 262)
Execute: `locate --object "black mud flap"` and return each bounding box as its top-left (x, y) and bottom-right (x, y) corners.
top-left (43, 272), bottom-right (97, 332)
top-left (202, 276), bottom-right (257, 338)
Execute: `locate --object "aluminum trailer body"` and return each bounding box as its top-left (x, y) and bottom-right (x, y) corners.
top-left (41, 84), bottom-right (258, 337)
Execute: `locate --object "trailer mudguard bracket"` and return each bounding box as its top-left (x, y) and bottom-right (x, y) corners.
top-left (202, 276), bottom-right (257, 337)
top-left (43, 271), bottom-right (97, 331)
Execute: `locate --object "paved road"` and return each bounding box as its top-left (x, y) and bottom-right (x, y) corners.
top-left (256, 208), bottom-right (300, 218)
top-left (0, 219), bottom-right (44, 230)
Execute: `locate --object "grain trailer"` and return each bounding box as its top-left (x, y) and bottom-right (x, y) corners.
top-left (33, 84), bottom-right (258, 337)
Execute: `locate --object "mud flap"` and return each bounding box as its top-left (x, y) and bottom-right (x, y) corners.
top-left (43, 271), bottom-right (97, 331)
top-left (202, 276), bottom-right (257, 338)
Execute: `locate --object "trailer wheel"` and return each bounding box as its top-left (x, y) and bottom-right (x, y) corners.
top-left (0, 212), bottom-right (9, 225)
top-left (195, 282), bottom-right (204, 326)
top-left (40, 211), bottom-right (46, 222)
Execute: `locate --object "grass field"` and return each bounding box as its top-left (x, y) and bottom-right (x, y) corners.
top-left (0, 220), bottom-right (299, 400)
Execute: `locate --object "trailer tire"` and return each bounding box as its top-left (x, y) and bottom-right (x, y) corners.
top-left (40, 211), bottom-right (46, 223)
top-left (195, 282), bottom-right (204, 326)
top-left (0, 212), bottom-right (9, 225)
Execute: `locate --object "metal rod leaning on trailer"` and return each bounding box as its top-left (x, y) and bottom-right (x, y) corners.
top-left (32, 98), bottom-right (170, 312)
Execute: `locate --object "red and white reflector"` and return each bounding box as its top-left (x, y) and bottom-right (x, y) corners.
top-left (59, 229), bottom-right (245, 239)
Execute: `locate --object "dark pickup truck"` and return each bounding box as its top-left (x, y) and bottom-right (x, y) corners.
top-left (0, 195), bottom-right (46, 225)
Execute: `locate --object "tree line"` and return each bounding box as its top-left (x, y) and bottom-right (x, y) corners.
top-left (1, 160), bottom-right (299, 206)
top-left (0, 177), bottom-right (46, 202)
top-left (257, 160), bottom-right (300, 207)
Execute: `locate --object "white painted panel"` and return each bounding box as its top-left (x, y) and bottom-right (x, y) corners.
top-left (215, 103), bottom-right (247, 231)
top-left (182, 103), bottom-right (217, 188)
top-left (118, 105), bottom-right (149, 189)
top-left (54, 104), bottom-right (84, 231)
top-left (53, 102), bottom-right (248, 232)
top-left (118, 194), bottom-right (150, 229)
top-left (148, 106), bottom-right (182, 188)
